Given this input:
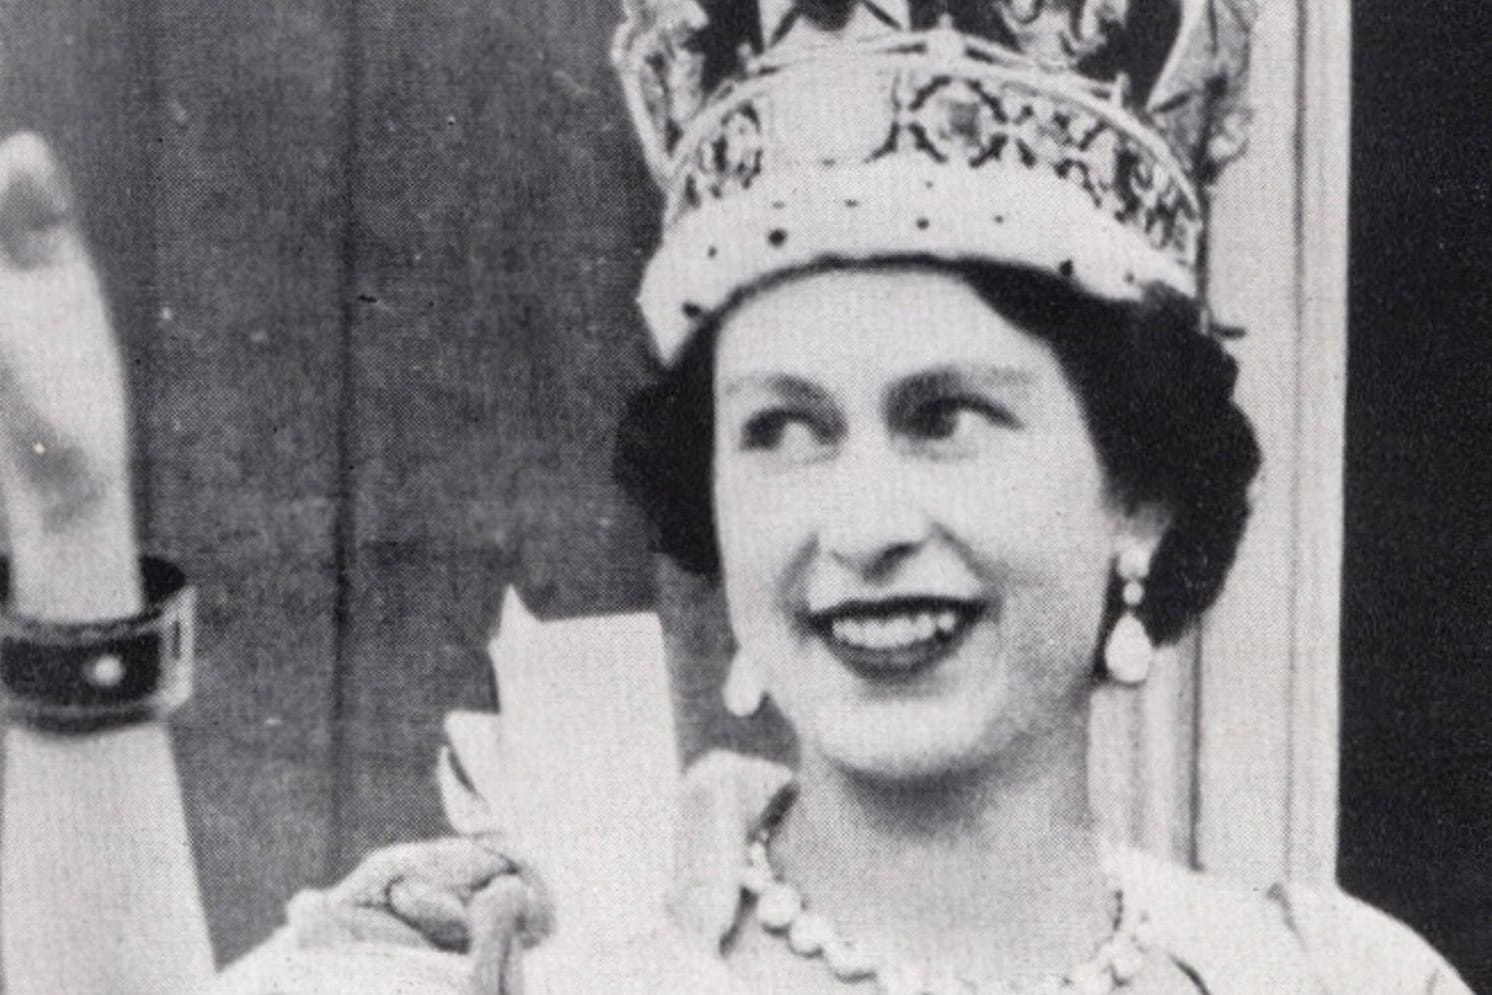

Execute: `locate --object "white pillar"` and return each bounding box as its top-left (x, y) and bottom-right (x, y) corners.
top-left (1196, 0), bottom-right (1351, 888)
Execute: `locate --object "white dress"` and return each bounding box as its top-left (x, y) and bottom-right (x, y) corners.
top-left (217, 739), bottom-right (1473, 995)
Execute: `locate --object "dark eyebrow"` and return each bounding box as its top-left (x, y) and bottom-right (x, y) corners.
top-left (887, 365), bottom-right (1035, 407)
top-left (720, 373), bottom-right (833, 407)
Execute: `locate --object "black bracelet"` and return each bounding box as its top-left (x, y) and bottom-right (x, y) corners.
top-left (0, 557), bottom-right (195, 735)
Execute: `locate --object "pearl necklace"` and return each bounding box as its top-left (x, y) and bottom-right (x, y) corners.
top-left (739, 829), bottom-right (1152, 995)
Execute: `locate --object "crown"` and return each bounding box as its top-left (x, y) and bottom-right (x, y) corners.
top-left (614, 1), bottom-right (1257, 363)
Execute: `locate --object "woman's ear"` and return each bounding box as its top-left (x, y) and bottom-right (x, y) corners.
top-left (1113, 501), bottom-right (1172, 571)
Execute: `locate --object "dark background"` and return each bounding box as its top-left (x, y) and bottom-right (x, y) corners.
top-left (0, 1), bottom-right (1487, 988)
top-left (1340, 2), bottom-right (1492, 989)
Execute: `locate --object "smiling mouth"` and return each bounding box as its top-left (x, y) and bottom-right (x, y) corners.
top-left (806, 597), bottom-right (984, 680)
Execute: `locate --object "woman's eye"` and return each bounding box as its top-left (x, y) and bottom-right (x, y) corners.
top-left (903, 398), bottom-right (1018, 445)
top-left (740, 410), bottom-right (832, 460)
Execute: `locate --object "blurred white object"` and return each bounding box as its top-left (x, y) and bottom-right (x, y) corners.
top-left (450, 588), bottom-right (680, 992)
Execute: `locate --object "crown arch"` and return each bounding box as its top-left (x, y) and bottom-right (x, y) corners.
top-left (759, 0), bottom-right (910, 46)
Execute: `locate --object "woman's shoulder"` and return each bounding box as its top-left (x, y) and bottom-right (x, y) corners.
top-left (1265, 879), bottom-right (1472, 994)
top-left (1117, 848), bottom-right (1471, 994)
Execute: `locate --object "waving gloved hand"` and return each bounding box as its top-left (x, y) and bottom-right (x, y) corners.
top-left (0, 131), bottom-right (139, 612)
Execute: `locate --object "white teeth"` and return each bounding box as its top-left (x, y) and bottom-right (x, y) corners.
top-left (911, 614), bottom-right (935, 642)
top-left (828, 610), bottom-right (963, 651)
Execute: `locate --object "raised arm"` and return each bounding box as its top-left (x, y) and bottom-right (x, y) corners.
top-left (0, 132), bottom-right (214, 995)
top-left (0, 130), bottom-right (564, 995)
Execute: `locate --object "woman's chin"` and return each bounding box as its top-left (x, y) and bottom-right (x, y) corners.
top-left (806, 702), bottom-right (1016, 784)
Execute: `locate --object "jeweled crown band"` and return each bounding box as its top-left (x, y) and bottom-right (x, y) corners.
top-left (667, 32), bottom-right (1201, 269)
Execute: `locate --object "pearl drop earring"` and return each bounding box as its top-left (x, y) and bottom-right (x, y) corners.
top-left (1104, 546), bottom-right (1154, 685)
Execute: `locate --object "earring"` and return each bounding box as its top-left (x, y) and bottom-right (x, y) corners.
top-left (1104, 546), bottom-right (1154, 685)
top-left (722, 651), bottom-right (766, 718)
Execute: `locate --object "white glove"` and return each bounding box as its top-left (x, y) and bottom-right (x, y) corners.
top-left (217, 835), bottom-right (553, 995)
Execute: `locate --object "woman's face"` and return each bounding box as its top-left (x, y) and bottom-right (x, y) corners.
top-left (713, 267), bottom-right (1151, 782)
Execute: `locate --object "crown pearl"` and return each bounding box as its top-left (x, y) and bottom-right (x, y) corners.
top-left (927, 14), bottom-right (965, 61)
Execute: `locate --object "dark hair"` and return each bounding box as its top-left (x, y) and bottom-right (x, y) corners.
top-left (615, 257), bottom-right (1261, 645)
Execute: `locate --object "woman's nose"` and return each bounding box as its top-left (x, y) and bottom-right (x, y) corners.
top-left (816, 449), bottom-right (932, 579)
